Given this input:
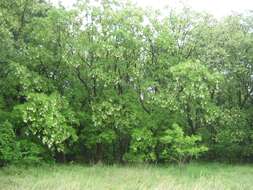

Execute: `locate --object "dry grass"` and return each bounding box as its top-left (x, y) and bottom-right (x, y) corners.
top-left (0, 163), bottom-right (252, 190)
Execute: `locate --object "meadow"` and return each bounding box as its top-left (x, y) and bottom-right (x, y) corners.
top-left (0, 163), bottom-right (252, 190)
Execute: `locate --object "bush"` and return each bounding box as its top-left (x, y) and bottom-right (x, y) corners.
top-left (0, 121), bottom-right (51, 166)
top-left (160, 123), bottom-right (208, 165)
top-left (124, 128), bottom-right (157, 163)
top-left (0, 121), bottom-right (17, 166)
top-left (15, 139), bottom-right (50, 165)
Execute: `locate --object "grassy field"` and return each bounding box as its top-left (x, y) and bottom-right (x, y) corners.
top-left (0, 163), bottom-right (252, 190)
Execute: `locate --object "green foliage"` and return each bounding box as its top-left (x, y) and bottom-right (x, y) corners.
top-left (15, 139), bottom-right (47, 164)
top-left (15, 93), bottom-right (78, 152)
top-left (4, 62), bottom-right (52, 97)
top-left (213, 108), bottom-right (253, 161)
top-left (169, 60), bottom-right (223, 133)
top-left (160, 123), bottom-right (208, 164)
top-left (124, 128), bottom-right (156, 163)
top-left (0, 121), bottom-right (47, 165)
top-left (0, 121), bottom-right (16, 165)
top-left (0, 0), bottom-right (252, 165)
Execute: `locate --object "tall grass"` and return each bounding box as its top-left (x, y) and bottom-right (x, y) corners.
top-left (0, 163), bottom-right (252, 190)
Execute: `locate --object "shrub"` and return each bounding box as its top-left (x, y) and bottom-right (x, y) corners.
top-left (0, 121), bottom-right (17, 166)
top-left (15, 139), bottom-right (50, 165)
top-left (124, 128), bottom-right (157, 163)
top-left (160, 123), bottom-right (208, 165)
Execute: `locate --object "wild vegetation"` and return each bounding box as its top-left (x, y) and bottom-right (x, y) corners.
top-left (0, 0), bottom-right (253, 166)
top-left (1, 164), bottom-right (253, 190)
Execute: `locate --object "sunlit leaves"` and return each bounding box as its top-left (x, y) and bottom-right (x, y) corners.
top-left (160, 123), bottom-right (208, 164)
top-left (15, 93), bottom-right (78, 152)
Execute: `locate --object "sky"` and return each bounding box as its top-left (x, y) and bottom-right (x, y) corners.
top-left (51, 0), bottom-right (253, 18)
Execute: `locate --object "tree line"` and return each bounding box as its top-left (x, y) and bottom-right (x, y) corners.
top-left (0, 0), bottom-right (253, 166)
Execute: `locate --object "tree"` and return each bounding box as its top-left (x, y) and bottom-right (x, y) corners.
top-left (0, 0), bottom-right (252, 165)
top-left (15, 93), bottom-right (78, 153)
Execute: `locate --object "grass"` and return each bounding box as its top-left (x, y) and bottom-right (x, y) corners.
top-left (0, 163), bottom-right (252, 190)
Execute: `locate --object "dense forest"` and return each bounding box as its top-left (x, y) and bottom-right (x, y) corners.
top-left (0, 0), bottom-right (253, 166)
